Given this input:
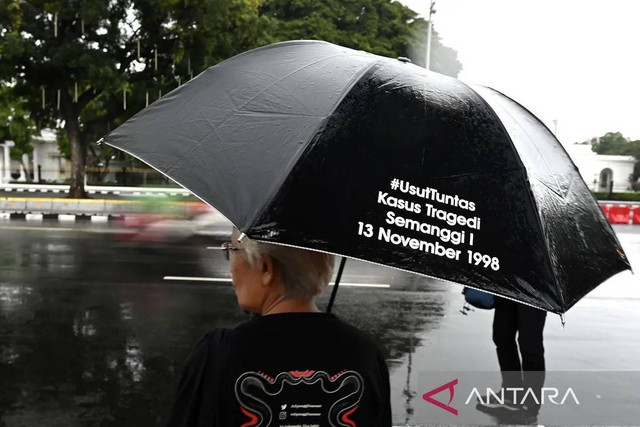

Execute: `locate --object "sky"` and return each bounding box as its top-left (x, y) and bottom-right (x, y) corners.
top-left (398, 0), bottom-right (640, 145)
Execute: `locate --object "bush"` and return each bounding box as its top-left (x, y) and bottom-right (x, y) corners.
top-left (592, 191), bottom-right (640, 201)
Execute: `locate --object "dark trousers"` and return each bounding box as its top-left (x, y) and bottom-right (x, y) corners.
top-left (493, 298), bottom-right (546, 410)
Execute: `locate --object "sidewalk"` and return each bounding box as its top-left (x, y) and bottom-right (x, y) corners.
top-left (0, 197), bottom-right (209, 221)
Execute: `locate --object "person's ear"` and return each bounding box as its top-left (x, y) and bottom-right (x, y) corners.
top-left (261, 255), bottom-right (275, 287)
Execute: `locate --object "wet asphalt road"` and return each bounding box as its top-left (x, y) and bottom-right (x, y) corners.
top-left (0, 221), bottom-right (638, 426)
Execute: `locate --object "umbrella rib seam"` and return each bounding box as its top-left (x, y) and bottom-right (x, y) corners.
top-left (245, 60), bottom-right (383, 231)
top-left (461, 82), bottom-right (567, 311)
top-left (155, 52), bottom-right (363, 182)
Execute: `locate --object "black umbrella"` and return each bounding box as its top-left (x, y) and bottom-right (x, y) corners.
top-left (101, 40), bottom-right (630, 314)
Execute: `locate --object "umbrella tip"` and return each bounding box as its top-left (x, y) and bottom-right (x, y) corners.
top-left (397, 57), bottom-right (412, 64)
top-left (96, 138), bottom-right (104, 146)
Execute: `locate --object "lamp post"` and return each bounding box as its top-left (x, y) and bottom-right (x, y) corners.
top-left (425, 0), bottom-right (436, 70)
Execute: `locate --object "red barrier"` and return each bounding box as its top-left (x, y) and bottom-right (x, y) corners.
top-left (601, 204), bottom-right (612, 221)
top-left (608, 205), bottom-right (631, 224)
top-left (633, 207), bottom-right (640, 225)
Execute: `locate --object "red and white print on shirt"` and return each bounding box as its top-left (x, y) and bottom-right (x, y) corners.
top-left (235, 369), bottom-right (364, 427)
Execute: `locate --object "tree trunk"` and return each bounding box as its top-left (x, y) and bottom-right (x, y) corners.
top-left (21, 156), bottom-right (33, 183)
top-left (68, 130), bottom-right (87, 198)
top-left (60, 89), bottom-right (88, 198)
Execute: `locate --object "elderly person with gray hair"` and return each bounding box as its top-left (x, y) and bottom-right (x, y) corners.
top-left (167, 228), bottom-right (392, 427)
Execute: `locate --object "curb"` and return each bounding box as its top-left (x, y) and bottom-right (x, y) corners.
top-left (1, 183), bottom-right (192, 197)
top-left (0, 212), bottom-right (118, 222)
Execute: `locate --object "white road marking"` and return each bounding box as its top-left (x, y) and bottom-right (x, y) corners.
top-left (163, 276), bottom-right (390, 288)
top-left (164, 276), bottom-right (231, 282)
top-left (328, 282), bottom-right (390, 288)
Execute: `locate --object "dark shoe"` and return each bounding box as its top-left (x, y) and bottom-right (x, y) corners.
top-left (520, 412), bottom-right (538, 425)
top-left (477, 401), bottom-right (538, 425)
top-left (509, 405), bottom-right (538, 425)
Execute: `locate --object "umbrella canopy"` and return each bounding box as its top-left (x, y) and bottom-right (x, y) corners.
top-left (102, 40), bottom-right (630, 314)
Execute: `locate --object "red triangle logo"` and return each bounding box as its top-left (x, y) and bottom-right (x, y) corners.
top-left (422, 378), bottom-right (458, 415)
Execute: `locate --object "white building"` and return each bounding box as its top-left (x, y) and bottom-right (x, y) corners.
top-left (30, 128), bottom-right (69, 183)
top-left (564, 144), bottom-right (636, 192)
top-left (0, 140), bottom-right (15, 183)
top-left (0, 129), bottom-right (68, 184)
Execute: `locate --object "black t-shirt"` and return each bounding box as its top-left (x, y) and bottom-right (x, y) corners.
top-left (168, 312), bottom-right (391, 427)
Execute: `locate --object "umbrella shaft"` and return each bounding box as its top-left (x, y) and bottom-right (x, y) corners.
top-left (326, 257), bottom-right (347, 313)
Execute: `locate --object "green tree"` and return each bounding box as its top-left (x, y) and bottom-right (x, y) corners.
top-left (0, 85), bottom-right (37, 180)
top-left (260, 0), bottom-right (461, 77)
top-left (628, 140), bottom-right (640, 187)
top-left (591, 132), bottom-right (631, 155)
top-left (0, 85), bottom-right (35, 154)
top-left (0, 0), bottom-right (269, 197)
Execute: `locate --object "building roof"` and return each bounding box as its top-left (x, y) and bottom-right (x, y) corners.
top-left (565, 144), bottom-right (635, 163)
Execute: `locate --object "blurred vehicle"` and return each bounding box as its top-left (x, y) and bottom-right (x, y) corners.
top-left (114, 209), bottom-right (232, 248)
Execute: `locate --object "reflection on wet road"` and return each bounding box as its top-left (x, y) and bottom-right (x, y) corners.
top-left (0, 222), bottom-right (638, 426)
top-left (0, 221), bottom-right (449, 426)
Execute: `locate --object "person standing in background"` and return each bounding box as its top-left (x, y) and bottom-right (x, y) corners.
top-left (477, 297), bottom-right (547, 423)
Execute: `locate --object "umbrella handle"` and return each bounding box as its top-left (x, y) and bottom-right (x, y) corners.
top-left (326, 257), bottom-right (347, 313)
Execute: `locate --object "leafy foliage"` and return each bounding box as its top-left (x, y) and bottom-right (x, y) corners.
top-left (260, 0), bottom-right (461, 76)
top-left (0, 85), bottom-right (36, 158)
top-left (591, 132), bottom-right (633, 155)
top-left (0, 0), bottom-right (270, 195)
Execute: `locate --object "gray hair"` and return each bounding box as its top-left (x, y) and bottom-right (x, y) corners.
top-left (241, 237), bottom-right (335, 298)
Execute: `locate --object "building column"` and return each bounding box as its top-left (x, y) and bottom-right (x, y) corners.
top-left (1, 140), bottom-right (15, 183)
top-left (33, 144), bottom-right (40, 183)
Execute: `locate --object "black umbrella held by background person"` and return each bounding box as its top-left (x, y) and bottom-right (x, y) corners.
top-left (101, 40), bottom-right (631, 314)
